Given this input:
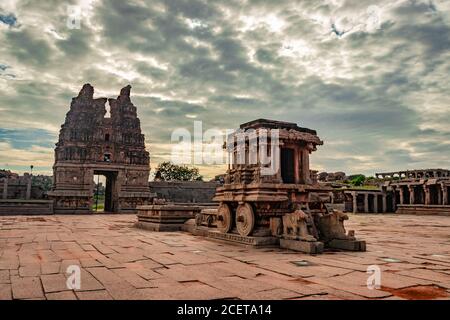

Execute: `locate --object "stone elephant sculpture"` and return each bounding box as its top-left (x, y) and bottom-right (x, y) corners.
top-left (318, 209), bottom-right (355, 242)
top-left (282, 209), bottom-right (316, 241)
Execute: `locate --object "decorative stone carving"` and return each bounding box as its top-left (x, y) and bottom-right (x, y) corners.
top-left (216, 203), bottom-right (232, 233)
top-left (47, 84), bottom-right (153, 213)
top-left (269, 217), bottom-right (282, 236)
top-left (318, 209), bottom-right (356, 242)
top-left (282, 208), bottom-right (317, 241)
top-left (236, 203), bottom-right (255, 237)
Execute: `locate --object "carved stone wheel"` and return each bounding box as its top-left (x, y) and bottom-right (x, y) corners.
top-left (216, 203), bottom-right (232, 233)
top-left (236, 203), bottom-right (255, 237)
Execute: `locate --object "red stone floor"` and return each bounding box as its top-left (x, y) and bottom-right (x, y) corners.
top-left (0, 214), bottom-right (449, 300)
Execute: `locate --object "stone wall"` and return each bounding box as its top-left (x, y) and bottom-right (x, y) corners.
top-left (0, 200), bottom-right (54, 215)
top-left (48, 84), bottom-right (152, 214)
top-left (396, 204), bottom-right (450, 216)
top-left (0, 182), bottom-right (45, 199)
top-left (149, 181), bottom-right (219, 203)
top-left (0, 176), bottom-right (47, 200)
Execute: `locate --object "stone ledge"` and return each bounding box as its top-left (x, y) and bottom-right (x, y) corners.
top-left (135, 221), bottom-right (184, 232)
top-left (137, 204), bottom-right (201, 211)
top-left (0, 199), bottom-right (53, 204)
top-left (396, 205), bottom-right (450, 216)
top-left (0, 200), bottom-right (54, 215)
top-left (327, 239), bottom-right (366, 251)
top-left (207, 231), bottom-right (279, 247)
top-left (280, 239), bottom-right (324, 254)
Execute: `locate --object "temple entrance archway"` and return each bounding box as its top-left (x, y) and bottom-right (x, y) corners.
top-left (93, 170), bottom-right (118, 213)
top-left (47, 84), bottom-right (152, 214)
top-left (281, 148), bottom-right (295, 183)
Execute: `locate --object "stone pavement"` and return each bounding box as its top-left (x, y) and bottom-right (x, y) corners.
top-left (0, 214), bottom-right (449, 300)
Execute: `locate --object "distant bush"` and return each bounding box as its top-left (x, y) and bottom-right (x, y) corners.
top-left (350, 175), bottom-right (366, 186)
top-left (154, 161), bottom-right (203, 181)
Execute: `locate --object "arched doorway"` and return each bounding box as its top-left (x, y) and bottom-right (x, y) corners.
top-left (93, 170), bottom-right (118, 213)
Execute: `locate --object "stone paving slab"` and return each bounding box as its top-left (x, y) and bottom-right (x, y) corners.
top-left (0, 214), bottom-right (449, 300)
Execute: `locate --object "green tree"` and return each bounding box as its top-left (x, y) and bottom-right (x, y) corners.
top-left (154, 161), bottom-right (203, 181)
top-left (31, 175), bottom-right (53, 192)
top-left (350, 175), bottom-right (366, 186)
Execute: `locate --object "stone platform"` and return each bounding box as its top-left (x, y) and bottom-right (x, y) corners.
top-left (280, 239), bottom-right (324, 254)
top-left (0, 200), bottom-right (54, 215)
top-left (397, 205), bottom-right (450, 216)
top-left (136, 204), bottom-right (201, 231)
top-left (1, 213), bottom-right (450, 300)
top-left (207, 231), bottom-right (279, 247)
top-left (327, 239), bottom-right (366, 251)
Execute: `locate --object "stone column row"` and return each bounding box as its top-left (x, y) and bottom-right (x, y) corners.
top-left (424, 184), bottom-right (448, 206)
top-left (351, 192), bottom-right (388, 213)
top-left (395, 184), bottom-right (449, 206)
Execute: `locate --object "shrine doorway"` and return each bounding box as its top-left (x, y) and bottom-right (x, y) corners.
top-left (93, 170), bottom-right (118, 213)
top-left (280, 148), bottom-right (295, 184)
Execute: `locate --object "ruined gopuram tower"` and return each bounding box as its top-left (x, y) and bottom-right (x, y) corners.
top-left (47, 84), bottom-right (152, 214)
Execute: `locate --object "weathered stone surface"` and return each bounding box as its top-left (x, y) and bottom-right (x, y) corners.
top-left (327, 239), bottom-right (366, 251)
top-left (75, 290), bottom-right (113, 300)
top-left (346, 170), bottom-right (450, 214)
top-left (205, 119), bottom-right (364, 252)
top-left (40, 274), bottom-right (70, 293)
top-left (207, 230), bottom-right (279, 246)
top-left (47, 84), bottom-right (153, 214)
top-left (280, 239), bottom-right (324, 254)
top-left (136, 204), bottom-right (212, 232)
top-left (11, 276), bottom-right (44, 299)
top-left (136, 205), bottom-right (195, 230)
top-left (1, 213), bottom-right (449, 300)
top-left (0, 200), bottom-right (54, 215)
top-left (0, 284), bottom-right (12, 300)
top-left (135, 221), bottom-right (184, 232)
top-left (46, 291), bottom-right (77, 300)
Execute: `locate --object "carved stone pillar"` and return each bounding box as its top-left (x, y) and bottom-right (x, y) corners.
top-left (294, 147), bottom-right (300, 184)
top-left (382, 195), bottom-right (387, 213)
top-left (364, 193), bottom-right (369, 213)
top-left (437, 184), bottom-right (442, 205)
top-left (373, 194), bottom-right (378, 213)
top-left (409, 185), bottom-right (415, 205)
top-left (392, 187), bottom-right (397, 211)
top-left (2, 179), bottom-right (7, 199)
top-left (399, 187), bottom-right (404, 205)
top-left (26, 177), bottom-right (32, 200)
top-left (424, 185), bottom-right (431, 205)
top-left (443, 185), bottom-right (448, 205)
top-left (301, 148), bottom-right (311, 184)
top-left (352, 191), bottom-right (357, 213)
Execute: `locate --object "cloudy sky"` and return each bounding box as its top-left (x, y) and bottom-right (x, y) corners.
top-left (0, 0), bottom-right (449, 180)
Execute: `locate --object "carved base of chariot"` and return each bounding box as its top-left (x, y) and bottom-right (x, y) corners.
top-left (193, 185), bottom-right (366, 253)
top-left (208, 231), bottom-right (279, 247)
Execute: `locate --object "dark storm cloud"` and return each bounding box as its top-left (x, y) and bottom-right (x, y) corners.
top-left (0, 13), bottom-right (17, 26)
top-left (149, 97), bottom-right (206, 116)
top-left (56, 28), bottom-right (93, 58)
top-left (135, 62), bottom-right (168, 80)
top-left (5, 29), bottom-right (53, 66)
top-left (165, 0), bottom-right (220, 20)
